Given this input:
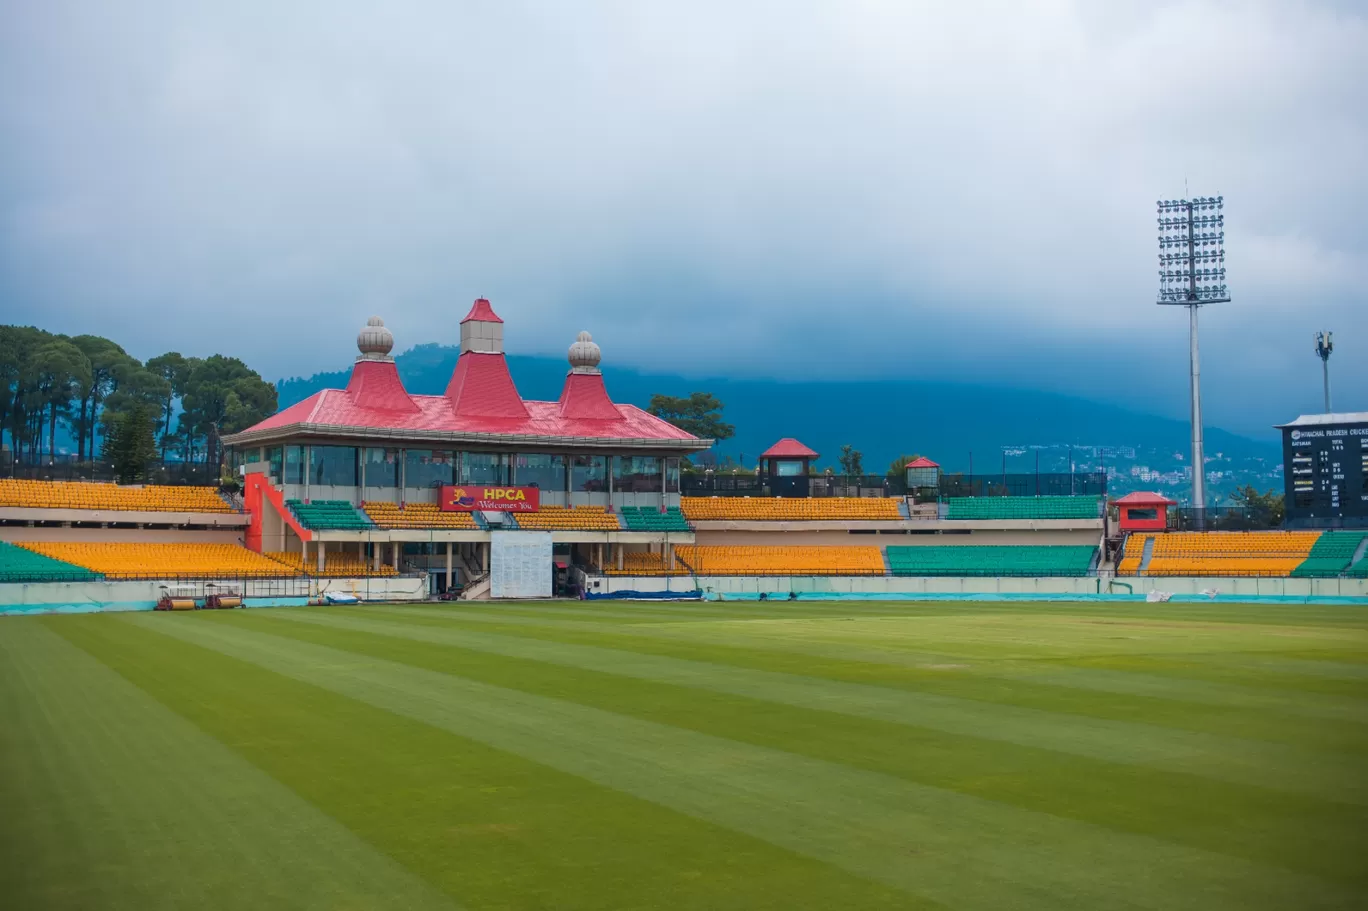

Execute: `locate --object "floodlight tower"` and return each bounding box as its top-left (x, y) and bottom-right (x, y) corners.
top-left (1314, 331), bottom-right (1333, 412)
top-left (1157, 195), bottom-right (1228, 530)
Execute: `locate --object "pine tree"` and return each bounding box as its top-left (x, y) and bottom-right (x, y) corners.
top-left (107, 404), bottom-right (157, 484)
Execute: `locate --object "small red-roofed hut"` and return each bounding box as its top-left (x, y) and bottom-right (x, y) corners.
top-left (1113, 491), bottom-right (1175, 533)
top-left (761, 438), bottom-right (818, 497)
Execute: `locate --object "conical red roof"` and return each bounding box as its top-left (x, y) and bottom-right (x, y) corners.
top-left (344, 359), bottom-right (420, 413)
top-left (461, 298), bottom-right (503, 324)
top-left (444, 352), bottom-right (528, 419)
top-left (761, 438), bottom-right (819, 459)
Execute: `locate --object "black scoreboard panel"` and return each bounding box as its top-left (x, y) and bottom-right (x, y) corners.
top-left (1282, 420), bottom-right (1368, 525)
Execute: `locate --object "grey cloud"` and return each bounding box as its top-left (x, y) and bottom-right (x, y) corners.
top-left (1, 0), bottom-right (1364, 437)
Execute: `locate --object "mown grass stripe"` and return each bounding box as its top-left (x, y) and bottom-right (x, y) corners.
top-left (363, 606), bottom-right (1368, 752)
top-left (129, 613), bottom-right (1357, 911)
top-left (44, 615), bottom-right (913, 911)
top-left (0, 621), bottom-right (458, 911)
top-left (245, 608), bottom-right (1367, 884)
top-left (267, 607), bottom-right (1367, 805)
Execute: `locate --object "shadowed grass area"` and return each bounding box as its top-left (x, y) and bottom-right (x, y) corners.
top-left (1, 599), bottom-right (1365, 910)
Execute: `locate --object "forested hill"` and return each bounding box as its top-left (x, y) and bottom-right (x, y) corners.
top-left (277, 343), bottom-right (1278, 478)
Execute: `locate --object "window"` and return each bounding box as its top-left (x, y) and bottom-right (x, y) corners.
top-left (267, 446), bottom-right (283, 481)
top-left (310, 445), bottom-right (358, 487)
top-left (665, 457), bottom-right (681, 493)
top-left (516, 454), bottom-right (565, 490)
top-left (405, 449), bottom-right (455, 488)
top-left (1127, 507), bottom-right (1158, 521)
top-left (364, 447), bottom-right (400, 488)
top-left (571, 455), bottom-right (607, 492)
top-left (283, 445), bottom-right (305, 484)
top-left (460, 452), bottom-right (510, 486)
top-left (774, 460), bottom-right (804, 478)
top-left (614, 456), bottom-right (661, 493)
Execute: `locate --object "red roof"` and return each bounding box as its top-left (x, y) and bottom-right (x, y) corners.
top-left (1113, 491), bottom-right (1176, 506)
top-left (761, 438), bottom-right (819, 459)
top-left (344, 359), bottom-right (420, 413)
top-left (461, 298), bottom-right (503, 324)
top-left (906, 457), bottom-right (940, 469)
top-left (558, 372), bottom-right (622, 420)
top-left (445, 352), bottom-right (529, 419)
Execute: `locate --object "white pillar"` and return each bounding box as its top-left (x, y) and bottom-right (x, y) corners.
top-left (668, 545), bottom-right (676, 571)
top-left (616, 546), bottom-right (624, 571)
top-left (392, 542), bottom-right (400, 571)
top-left (445, 541), bottom-right (453, 590)
top-left (301, 540), bottom-right (309, 570)
top-left (317, 540), bottom-right (326, 573)
top-left (372, 542), bottom-right (381, 572)
top-left (482, 544), bottom-right (489, 572)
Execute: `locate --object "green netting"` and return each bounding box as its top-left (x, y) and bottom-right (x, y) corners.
top-left (0, 542), bottom-right (101, 582)
top-left (944, 496), bottom-right (1101, 520)
top-left (885, 545), bottom-right (1097, 577)
top-left (619, 506), bottom-right (692, 532)
top-left (1290, 531), bottom-right (1368, 577)
top-left (285, 499), bottom-right (373, 531)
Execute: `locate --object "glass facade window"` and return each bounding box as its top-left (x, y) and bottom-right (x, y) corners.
top-left (614, 455), bottom-right (662, 493)
top-left (364, 447), bottom-right (400, 488)
top-left (774, 460), bottom-right (804, 477)
top-left (665, 457), bottom-right (681, 493)
top-left (405, 449), bottom-right (455, 488)
top-left (283, 445), bottom-right (305, 484)
top-left (310, 445), bottom-right (358, 487)
top-left (571, 455), bottom-right (608, 492)
top-left (515, 454), bottom-right (565, 490)
top-left (267, 446), bottom-right (283, 481)
top-left (460, 452), bottom-right (510, 486)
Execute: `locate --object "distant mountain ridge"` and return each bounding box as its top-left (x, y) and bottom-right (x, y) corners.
top-left (277, 343), bottom-right (1279, 478)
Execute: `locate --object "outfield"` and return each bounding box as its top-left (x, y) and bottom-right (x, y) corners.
top-left (2, 601), bottom-right (1365, 910)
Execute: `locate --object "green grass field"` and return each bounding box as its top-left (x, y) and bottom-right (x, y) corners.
top-left (2, 600), bottom-right (1366, 910)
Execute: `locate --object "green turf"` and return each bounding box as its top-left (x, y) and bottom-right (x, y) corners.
top-left (2, 601), bottom-right (1365, 910)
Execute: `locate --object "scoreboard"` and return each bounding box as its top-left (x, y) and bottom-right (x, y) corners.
top-left (1279, 414), bottom-right (1368, 526)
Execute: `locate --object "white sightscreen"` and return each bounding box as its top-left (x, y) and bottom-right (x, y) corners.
top-left (489, 531), bottom-right (553, 599)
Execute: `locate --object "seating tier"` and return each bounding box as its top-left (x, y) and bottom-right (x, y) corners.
top-left (0, 479), bottom-right (232, 513)
top-left (604, 551), bottom-right (689, 576)
top-left (619, 506), bottom-right (692, 532)
top-left (0, 541), bottom-right (100, 582)
top-left (944, 496), bottom-right (1100, 520)
top-left (886, 545), bottom-right (1096, 577)
top-left (680, 497), bottom-right (900, 522)
top-left (1140, 532), bottom-right (1319, 577)
top-left (286, 499), bottom-right (372, 530)
top-left (362, 501), bottom-right (478, 529)
top-left (1291, 532), bottom-right (1368, 577)
top-left (17, 543), bottom-right (299, 579)
top-left (673, 545), bottom-right (884, 576)
top-left (264, 551), bottom-right (396, 577)
top-left (514, 506), bottom-right (620, 531)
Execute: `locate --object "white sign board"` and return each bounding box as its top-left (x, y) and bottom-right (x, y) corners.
top-left (489, 531), bottom-right (553, 599)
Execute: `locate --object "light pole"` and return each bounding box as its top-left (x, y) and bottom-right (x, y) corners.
top-left (1315, 331), bottom-right (1333, 412)
top-left (1158, 195), bottom-right (1229, 529)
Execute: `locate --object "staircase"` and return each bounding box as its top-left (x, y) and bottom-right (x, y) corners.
top-left (459, 572), bottom-right (491, 600)
top-left (1138, 536), bottom-right (1157, 573)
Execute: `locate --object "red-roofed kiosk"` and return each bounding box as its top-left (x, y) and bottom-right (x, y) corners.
top-left (760, 438), bottom-right (819, 497)
top-left (1113, 491), bottom-right (1175, 533)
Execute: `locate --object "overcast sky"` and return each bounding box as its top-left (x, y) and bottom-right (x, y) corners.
top-left (2, 0), bottom-right (1364, 436)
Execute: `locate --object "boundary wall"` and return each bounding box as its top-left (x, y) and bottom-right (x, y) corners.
top-left (1, 575), bottom-right (426, 615)
top-left (582, 573), bottom-right (1368, 603)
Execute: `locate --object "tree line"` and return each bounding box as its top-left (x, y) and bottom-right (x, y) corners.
top-left (0, 325), bottom-right (277, 472)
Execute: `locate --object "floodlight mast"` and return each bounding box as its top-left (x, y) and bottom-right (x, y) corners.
top-left (1157, 196), bottom-right (1228, 530)
top-left (1315, 331), bottom-right (1333, 412)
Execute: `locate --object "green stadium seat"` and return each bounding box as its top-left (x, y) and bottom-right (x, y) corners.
top-left (885, 545), bottom-right (1097, 577)
top-left (944, 497), bottom-right (1102, 521)
top-left (619, 506), bottom-right (692, 532)
top-left (285, 499), bottom-right (374, 531)
top-left (1291, 531), bottom-right (1368, 577)
top-left (0, 541), bottom-right (101, 582)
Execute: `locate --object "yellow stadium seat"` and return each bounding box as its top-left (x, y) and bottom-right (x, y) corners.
top-left (0, 479), bottom-right (232, 513)
top-left (672, 545), bottom-right (884, 576)
top-left (1125, 532), bottom-right (1319, 577)
top-left (362, 501), bottom-right (479, 529)
top-left (17, 543), bottom-right (298, 579)
top-left (680, 497), bottom-right (901, 522)
top-left (512, 506), bottom-right (620, 531)
top-left (264, 551), bottom-right (396, 577)
top-left (604, 551), bottom-right (690, 576)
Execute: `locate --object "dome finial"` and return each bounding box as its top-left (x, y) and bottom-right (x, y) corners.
top-left (568, 330), bottom-right (601, 374)
top-left (357, 316), bottom-right (395, 360)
